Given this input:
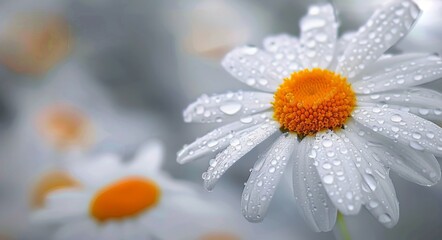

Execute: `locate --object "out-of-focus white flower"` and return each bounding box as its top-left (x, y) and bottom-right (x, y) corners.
top-left (170, 0), bottom-right (269, 60)
top-left (178, 0), bottom-right (442, 232)
top-left (0, 60), bottom-right (166, 237)
top-left (32, 141), bottom-right (264, 240)
top-left (0, 0), bottom-right (72, 76)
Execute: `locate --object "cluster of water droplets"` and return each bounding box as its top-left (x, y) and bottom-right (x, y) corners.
top-left (342, 126), bottom-right (398, 227)
top-left (292, 137), bottom-right (336, 232)
top-left (299, 4), bottom-right (336, 68)
top-left (348, 120), bottom-right (440, 187)
top-left (352, 106), bottom-right (442, 156)
top-left (202, 121), bottom-right (279, 190)
top-left (337, 0), bottom-right (420, 79)
top-left (310, 131), bottom-right (362, 214)
top-left (178, 112), bottom-right (273, 164)
top-left (222, 46), bottom-right (282, 92)
top-left (357, 87), bottom-right (442, 124)
top-left (242, 133), bottom-right (296, 222)
top-left (354, 55), bottom-right (442, 94)
top-left (263, 34), bottom-right (303, 78)
top-left (183, 91), bottom-right (272, 123)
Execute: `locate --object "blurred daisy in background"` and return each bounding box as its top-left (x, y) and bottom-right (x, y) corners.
top-left (0, 0), bottom-right (71, 77)
top-left (31, 140), bottom-right (282, 240)
top-left (178, 0), bottom-right (442, 232)
top-left (0, 59), bottom-right (167, 238)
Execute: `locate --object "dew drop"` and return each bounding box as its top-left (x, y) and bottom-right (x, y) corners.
top-left (207, 140), bottom-right (219, 148)
top-left (323, 175), bottom-right (334, 184)
top-left (301, 17), bottom-right (326, 31)
top-left (220, 103), bottom-right (242, 115)
top-left (378, 213), bottom-right (392, 223)
top-left (409, 141), bottom-right (424, 151)
top-left (322, 163), bottom-right (332, 170)
top-left (308, 149), bottom-right (317, 159)
top-left (363, 173), bottom-right (377, 191)
top-left (390, 114), bottom-right (402, 123)
top-left (240, 116), bottom-right (253, 124)
top-left (322, 139), bottom-right (333, 148)
top-left (413, 74), bottom-right (423, 81)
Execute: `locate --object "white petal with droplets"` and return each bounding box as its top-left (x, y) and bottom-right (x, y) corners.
top-left (203, 121), bottom-right (279, 190)
top-left (358, 87), bottom-right (442, 111)
top-left (262, 33), bottom-right (303, 79)
top-left (178, 112), bottom-right (273, 164)
top-left (292, 137), bottom-right (337, 232)
top-left (183, 91), bottom-right (273, 123)
top-left (343, 126), bottom-right (399, 228)
top-left (336, 0), bottom-right (421, 79)
top-left (312, 131), bottom-right (362, 215)
top-left (352, 106), bottom-right (442, 157)
top-left (222, 46), bottom-right (282, 92)
top-left (242, 133), bottom-right (297, 222)
top-left (357, 53), bottom-right (429, 80)
top-left (347, 120), bottom-right (440, 186)
top-left (353, 55), bottom-right (442, 94)
top-left (299, 4), bottom-right (337, 69)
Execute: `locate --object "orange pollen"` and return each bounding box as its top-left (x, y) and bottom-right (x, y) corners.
top-left (90, 177), bottom-right (161, 223)
top-left (273, 68), bottom-right (356, 136)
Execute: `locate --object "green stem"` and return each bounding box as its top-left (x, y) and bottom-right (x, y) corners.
top-left (336, 212), bottom-right (352, 240)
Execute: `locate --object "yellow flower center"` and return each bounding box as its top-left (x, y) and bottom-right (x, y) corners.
top-left (38, 105), bottom-right (93, 149)
top-left (31, 170), bottom-right (79, 209)
top-left (273, 68), bottom-right (356, 136)
top-left (90, 177), bottom-right (161, 223)
top-left (199, 233), bottom-right (240, 240)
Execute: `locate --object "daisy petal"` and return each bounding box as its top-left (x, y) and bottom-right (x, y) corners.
top-left (292, 137), bottom-right (337, 232)
top-left (358, 87), bottom-right (442, 111)
top-left (336, 0), bottom-right (420, 79)
top-left (242, 133), bottom-right (297, 222)
top-left (347, 121), bottom-right (440, 186)
top-left (299, 4), bottom-right (337, 69)
top-left (130, 140), bottom-right (164, 172)
top-left (183, 91), bottom-right (273, 123)
top-left (45, 189), bottom-right (90, 210)
top-left (53, 219), bottom-right (100, 240)
top-left (336, 32), bottom-right (356, 57)
top-left (353, 55), bottom-right (442, 94)
top-left (357, 53), bottom-right (429, 79)
top-left (203, 122), bottom-right (279, 190)
top-left (399, 107), bottom-right (442, 123)
top-left (343, 127), bottom-right (399, 228)
top-left (262, 33), bottom-right (303, 78)
top-left (312, 131), bottom-right (362, 215)
top-left (352, 106), bottom-right (442, 157)
top-left (222, 46), bottom-right (282, 92)
top-left (177, 112), bottom-right (273, 164)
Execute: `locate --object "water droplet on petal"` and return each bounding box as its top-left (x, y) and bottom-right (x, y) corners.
top-left (220, 103), bottom-right (242, 115)
top-left (390, 114), bottom-right (402, 123)
top-left (323, 175), bottom-right (334, 184)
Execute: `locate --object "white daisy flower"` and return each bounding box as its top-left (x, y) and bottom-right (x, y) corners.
top-left (31, 140), bottom-right (259, 240)
top-left (178, 0), bottom-right (442, 232)
top-left (0, 0), bottom-right (71, 76)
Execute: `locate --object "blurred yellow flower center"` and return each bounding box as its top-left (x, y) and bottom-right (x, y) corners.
top-left (0, 14), bottom-right (72, 75)
top-left (200, 232), bottom-right (240, 240)
top-left (90, 177), bottom-right (161, 222)
top-left (38, 105), bottom-right (92, 149)
top-left (31, 170), bottom-right (79, 209)
top-left (273, 68), bottom-right (356, 136)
